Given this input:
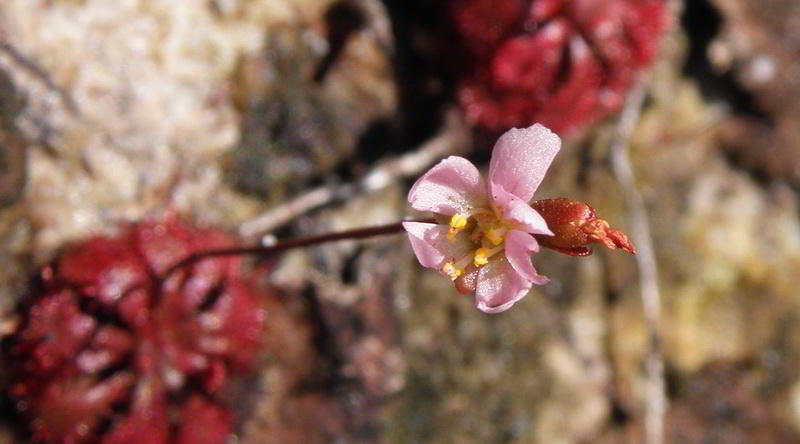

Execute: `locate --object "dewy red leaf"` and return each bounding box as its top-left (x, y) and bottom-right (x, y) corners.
top-left (175, 396), bottom-right (232, 444)
top-left (449, 0), bottom-right (668, 134)
top-left (3, 215), bottom-right (268, 443)
top-left (103, 377), bottom-right (170, 444)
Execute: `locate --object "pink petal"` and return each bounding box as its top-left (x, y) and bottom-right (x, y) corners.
top-left (488, 124), bottom-right (560, 202)
top-left (475, 258), bottom-right (532, 313)
top-left (490, 182), bottom-right (553, 235)
top-left (505, 230), bottom-right (549, 285)
top-left (403, 222), bottom-right (473, 271)
top-left (408, 156), bottom-right (487, 216)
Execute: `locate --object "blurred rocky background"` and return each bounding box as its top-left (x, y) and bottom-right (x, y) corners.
top-left (1, 0), bottom-right (800, 443)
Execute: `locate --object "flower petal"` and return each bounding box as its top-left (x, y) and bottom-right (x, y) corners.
top-left (488, 124), bottom-right (560, 202)
top-left (505, 230), bottom-right (549, 285)
top-left (490, 183), bottom-right (553, 235)
top-left (403, 222), bottom-right (473, 271)
top-left (475, 258), bottom-right (532, 313)
top-left (408, 156), bottom-right (487, 216)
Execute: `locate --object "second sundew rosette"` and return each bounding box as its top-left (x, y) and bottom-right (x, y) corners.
top-left (403, 124), bottom-right (560, 313)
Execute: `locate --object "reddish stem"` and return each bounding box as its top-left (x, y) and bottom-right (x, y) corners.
top-left (158, 219), bottom-right (434, 283)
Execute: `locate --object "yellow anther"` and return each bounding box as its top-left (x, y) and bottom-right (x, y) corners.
top-left (485, 227), bottom-right (506, 246)
top-left (473, 248), bottom-right (490, 267)
top-left (447, 213), bottom-right (469, 241)
top-left (442, 262), bottom-right (465, 280)
top-left (450, 214), bottom-right (468, 229)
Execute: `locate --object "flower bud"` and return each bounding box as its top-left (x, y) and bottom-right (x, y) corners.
top-left (531, 198), bottom-right (636, 256)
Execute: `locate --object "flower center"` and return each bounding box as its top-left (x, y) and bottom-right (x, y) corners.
top-left (442, 211), bottom-right (509, 279)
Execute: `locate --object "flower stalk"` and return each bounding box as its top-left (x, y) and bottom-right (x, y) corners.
top-left (158, 195), bottom-right (634, 287)
top-left (157, 219), bottom-right (433, 283)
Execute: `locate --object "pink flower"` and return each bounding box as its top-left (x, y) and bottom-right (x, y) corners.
top-left (403, 124), bottom-right (560, 313)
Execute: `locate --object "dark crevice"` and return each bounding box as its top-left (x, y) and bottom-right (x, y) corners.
top-left (681, 0), bottom-right (771, 121)
top-left (665, 360), bottom-right (682, 399)
top-left (313, 1), bottom-right (367, 83)
top-left (551, 37), bottom-right (573, 93)
top-left (197, 282), bottom-right (225, 313)
top-left (381, 0), bottom-right (456, 147)
top-left (603, 284), bottom-right (623, 306)
top-left (353, 118), bottom-right (402, 164)
top-left (609, 396), bottom-right (632, 425)
top-left (575, 139), bottom-right (593, 188)
top-left (93, 414), bottom-right (116, 438)
top-left (332, 118), bottom-right (402, 183)
top-left (95, 355), bottom-right (135, 383)
top-left (0, 392), bottom-right (23, 443)
top-left (572, 28), bottom-right (613, 82)
top-left (292, 286), bottom-right (344, 393)
top-left (340, 246), bottom-right (364, 285)
top-left (76, 294), bottom-right (133, 332)
top-left (171, 379), bottom-right (225, 407)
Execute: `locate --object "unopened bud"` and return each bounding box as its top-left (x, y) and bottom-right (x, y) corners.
top-left (531, 198), bottom-right (636, 256)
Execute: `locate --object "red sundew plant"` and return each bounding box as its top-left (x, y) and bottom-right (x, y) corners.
top-left (449, 0), bottom-right (668, 134)
top-left (4, 216), bottom-right (266, 444)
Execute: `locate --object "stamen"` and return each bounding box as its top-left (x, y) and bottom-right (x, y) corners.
top-left (447, 213), bottom-right (469, 241)
top-left (473, 248), bottom-right (490, 266)
top-left (473, 245), bottom-right (504, 267)
top-left (485, 226), bottom-right (507, 246)
top-left (442, 262), bottom-right (465, 280)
